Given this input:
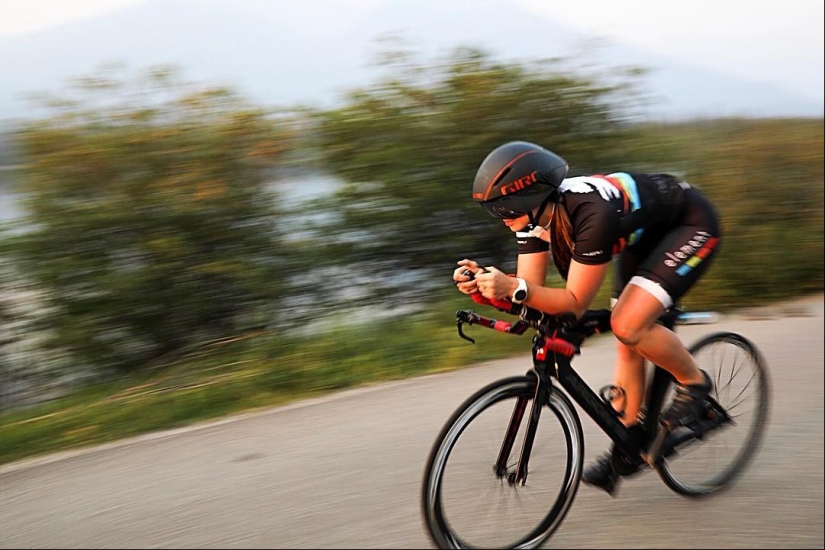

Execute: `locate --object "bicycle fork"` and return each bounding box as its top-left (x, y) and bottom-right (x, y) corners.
top-left (494, 370), bottom-right (549, 486)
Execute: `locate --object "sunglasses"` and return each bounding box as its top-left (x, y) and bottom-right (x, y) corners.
top-left (480, 201), bottom-right (530, 220)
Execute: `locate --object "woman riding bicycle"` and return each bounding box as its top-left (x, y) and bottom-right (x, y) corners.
top-left (453, 141), bottom-right (721, 495)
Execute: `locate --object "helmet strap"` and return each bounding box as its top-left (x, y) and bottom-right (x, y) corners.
top-left (525, 197), bottom-right (555, 238)
top-left (526, 198), bottom-right (544, 227)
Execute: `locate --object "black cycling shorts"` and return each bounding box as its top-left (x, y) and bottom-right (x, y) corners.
top-left (612, 187), bottom-right (721, 308)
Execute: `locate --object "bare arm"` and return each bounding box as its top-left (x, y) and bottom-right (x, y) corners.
top-left (477, 260), bottom-right (610, 318)
top-left (529, 260), bottom-right (609, 317)
top-left (516, 251), bottom-right (549, 287)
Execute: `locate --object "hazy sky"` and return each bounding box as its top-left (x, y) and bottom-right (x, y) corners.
top-left (3, 0), bottom-right (823, 95)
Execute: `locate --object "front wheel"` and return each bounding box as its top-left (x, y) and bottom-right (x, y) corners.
top-left (657, 332), bottom-right (770, 496)
top-left (421, 376), bottom-right (584, 549)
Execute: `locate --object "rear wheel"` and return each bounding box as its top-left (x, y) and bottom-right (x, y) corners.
top-left (657, 332), bottom-right (770, 496)
top-left (421, 376), bottom-right (583, 549)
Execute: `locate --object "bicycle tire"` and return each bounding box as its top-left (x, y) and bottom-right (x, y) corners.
top-left (421, 376), bottom-right (584, 549)
top-left (656, 332), bottom-right (770, 496)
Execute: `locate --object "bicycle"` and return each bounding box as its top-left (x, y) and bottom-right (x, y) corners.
top-left (421, 297), bottom-right (770, 549)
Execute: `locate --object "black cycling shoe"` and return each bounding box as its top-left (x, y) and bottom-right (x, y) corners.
top-left (582, 420), bottom-right (650, 497)
top-left (581, 452), bottom-right (620, 496)
top-left (663, 369), bottom-right (713, 428)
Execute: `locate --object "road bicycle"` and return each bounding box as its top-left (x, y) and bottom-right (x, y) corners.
top-left (421, 297), bottom-right (770, 549)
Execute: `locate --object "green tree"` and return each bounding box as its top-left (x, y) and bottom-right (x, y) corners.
top-left (310, 47), bottom-right (651, 304)
top-left (6, 66), bottom-right (294, 377)
top-left (680, 119), bottom-right (825, 303)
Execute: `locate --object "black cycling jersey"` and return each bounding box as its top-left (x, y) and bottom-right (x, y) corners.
top-left (560, 172), bottom-right (688, 265)
top-left (516, 172), bottom-right (721, 307)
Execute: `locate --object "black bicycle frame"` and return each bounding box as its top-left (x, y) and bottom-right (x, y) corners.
top-left (551, 347), bottom-right (673, 454)
top-left (494, 309), bottom-right (680, 484)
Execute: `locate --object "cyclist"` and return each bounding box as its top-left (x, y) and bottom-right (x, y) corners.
top-left (453, 141), bottom-right (720, 495)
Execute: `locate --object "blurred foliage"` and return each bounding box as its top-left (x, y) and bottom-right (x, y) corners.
top-left (308, 47), bottom-right (653, 303)
top-left (3, 66), bottom-right (296, 379)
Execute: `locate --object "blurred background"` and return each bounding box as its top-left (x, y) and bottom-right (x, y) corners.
top-left (0, 0), bottom-right (822, 471)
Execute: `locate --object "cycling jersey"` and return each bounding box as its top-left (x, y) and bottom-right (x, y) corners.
top-left (561, 173), bottom-right (689, 264)
top-left (517, 172), bottom-right (721, 308)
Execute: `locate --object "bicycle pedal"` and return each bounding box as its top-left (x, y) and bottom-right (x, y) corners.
top-left (664, 426), bottom-right (698, 449)
top-left (660, 418), bottom-right (726, 458)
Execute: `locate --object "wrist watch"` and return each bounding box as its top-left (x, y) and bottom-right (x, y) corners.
top-left (511, 277), bottom-right (528, 304)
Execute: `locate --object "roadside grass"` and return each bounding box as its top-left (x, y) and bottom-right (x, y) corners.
top-left (0, 294), bottom-right (535, 466)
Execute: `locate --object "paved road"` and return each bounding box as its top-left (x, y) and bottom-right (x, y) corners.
top-left (1, 295), bottom-right (823, 549)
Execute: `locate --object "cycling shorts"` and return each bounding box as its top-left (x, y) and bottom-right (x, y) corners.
top-left (612, 187), bottom-right (721, 309)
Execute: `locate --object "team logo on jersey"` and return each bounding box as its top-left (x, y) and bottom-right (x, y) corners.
top-left (606, 172), bottom-right (644, 245)
top-left (558, 176), bottom-right (620, 201)
top-left (559, 173), bottom-right (645, 246)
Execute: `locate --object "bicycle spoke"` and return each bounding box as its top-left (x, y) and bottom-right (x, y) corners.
top-left (658, 333), bottom-right (768, 496)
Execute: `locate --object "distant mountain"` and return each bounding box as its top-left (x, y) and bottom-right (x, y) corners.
top-left (0, 0), bottom-right (822, 123)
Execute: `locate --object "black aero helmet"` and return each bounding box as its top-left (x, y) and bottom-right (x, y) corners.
top-left (472, 141), bottom-right (568, 220)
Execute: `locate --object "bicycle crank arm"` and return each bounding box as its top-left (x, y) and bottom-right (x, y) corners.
top-left (643, 427), bottom-right (669, 466)
top-left (645, 412), bottom-right (734, 465)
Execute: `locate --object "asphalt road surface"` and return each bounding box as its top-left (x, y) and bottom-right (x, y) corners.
top-left (1, 295), bottom-right (823, 549)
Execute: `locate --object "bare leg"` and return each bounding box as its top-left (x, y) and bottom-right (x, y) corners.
top-left (611, 284), bottom-right (705, 386)
top-left (612, 341), bottom-right (646, 427)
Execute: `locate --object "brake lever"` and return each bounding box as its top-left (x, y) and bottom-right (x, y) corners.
top-left (456, 309), bottom-right (478, 344)
top-left (457, 321), bottom-right (475, 344)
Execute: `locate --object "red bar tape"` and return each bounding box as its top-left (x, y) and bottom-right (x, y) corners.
top-left (539, 337), bottom-right (576, 358)
top-left (544, 338), bottom-right (576, 357)
top-left (493, 320), bottom-right (512, 332)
